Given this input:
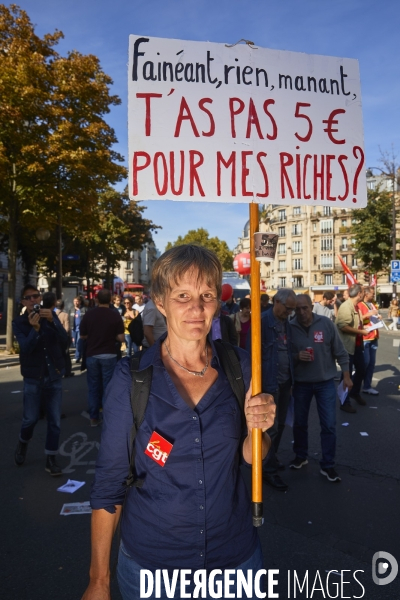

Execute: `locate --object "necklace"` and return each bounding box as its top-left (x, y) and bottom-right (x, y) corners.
top-left (164, 341), bottom-right (209, 377)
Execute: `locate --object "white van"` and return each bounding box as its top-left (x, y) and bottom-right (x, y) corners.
top-left (222, 272), bottom-right (251, 302)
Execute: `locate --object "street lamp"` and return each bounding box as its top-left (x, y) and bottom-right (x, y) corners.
top-left (36, 226), bottom-right (62, 298)
top-left (35, 227), bottom-right (51, 242)
top-left (367, 166), bottom-right (397, 297)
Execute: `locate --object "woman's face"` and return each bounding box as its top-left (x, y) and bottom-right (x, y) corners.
top-left (124, 299), bottom-right (133, 310)
top-left (241, 306), bottom-right (251, 318)
top-left (156, 270), bottom-right (218, 342)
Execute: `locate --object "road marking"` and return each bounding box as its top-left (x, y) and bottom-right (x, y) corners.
top-left (59, 432), bottom-right (100, 474)
top-left (392, 339), bottom-right (400, 347)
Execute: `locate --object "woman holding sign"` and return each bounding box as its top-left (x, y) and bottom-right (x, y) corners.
top-left (81, 245), bottom-right (275, 600)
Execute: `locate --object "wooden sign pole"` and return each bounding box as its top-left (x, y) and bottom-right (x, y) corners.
top-left (249, 202), bottom-right (263, 527)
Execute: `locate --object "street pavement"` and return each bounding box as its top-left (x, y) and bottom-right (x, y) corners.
top-left (1, 331), bottom-right (400, 599)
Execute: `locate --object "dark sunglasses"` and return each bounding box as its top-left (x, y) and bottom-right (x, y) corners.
top-left (23, 293), bottom-right (40, 301)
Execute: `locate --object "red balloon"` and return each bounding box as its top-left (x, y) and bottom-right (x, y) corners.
top-left (221, 283), bottom-right (233, 302)
top-left (233, 253), bottom-right (251, 275)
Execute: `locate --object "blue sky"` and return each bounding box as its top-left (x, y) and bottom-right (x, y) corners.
top-left (15, 0), bottom-right (400, 252)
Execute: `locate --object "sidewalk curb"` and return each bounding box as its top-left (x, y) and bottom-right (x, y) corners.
top-left (0, 359), bottom-right (20, 369)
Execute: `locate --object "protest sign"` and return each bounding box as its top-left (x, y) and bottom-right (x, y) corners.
top-left (128, 35), bottom-right (366, 207)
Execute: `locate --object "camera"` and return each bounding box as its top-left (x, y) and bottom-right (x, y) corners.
top-left (33, 304), bottom-right (41, 314)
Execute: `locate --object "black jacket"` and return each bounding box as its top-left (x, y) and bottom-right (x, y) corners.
top-left (13, 312), bottom-right (68, 380)
top-left (220, 314), bottom-right (238, 346)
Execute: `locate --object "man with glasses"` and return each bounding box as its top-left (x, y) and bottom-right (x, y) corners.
top-left (289, 294), bottom-right (352, 482)
top-left (251, 288), bottom-right (296, 491)
top-left (13, 285), bottom-right (68, 475)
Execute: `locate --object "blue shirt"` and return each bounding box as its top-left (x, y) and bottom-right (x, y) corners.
top-left (91, 335), bottom-right (258, 571)
top-left (74, 308), bottom-right (81, 331)
top-left (211, 316), bottom-right (222, 341)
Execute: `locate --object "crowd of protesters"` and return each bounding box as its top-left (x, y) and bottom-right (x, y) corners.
top-left (9, 244), bottom-right (392, 600)
top-left (12, 268), bottom-right (384, 489)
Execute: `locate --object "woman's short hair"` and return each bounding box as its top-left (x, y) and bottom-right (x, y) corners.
top-left (151, 244), bottom-right (223, 301)
top-left (239, 298), bottom-right (251, 310)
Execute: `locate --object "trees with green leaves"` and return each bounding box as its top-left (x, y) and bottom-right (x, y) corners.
top-left (0, 5), bottom-right (126, 350)
top-left (166, 228), bottom-right (233, 270)
top-left (351, 188), bottom-right (394, 275)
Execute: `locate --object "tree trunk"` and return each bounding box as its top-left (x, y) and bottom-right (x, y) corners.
top-left (6, 195), bottom-right (18, 353)
top-left (105, 258), bottom-right (111, 290)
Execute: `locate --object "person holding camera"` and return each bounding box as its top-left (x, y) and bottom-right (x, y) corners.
top-left (13, 286), bottom-right (68, 475)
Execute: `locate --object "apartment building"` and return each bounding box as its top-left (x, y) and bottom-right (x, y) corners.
top-left (114, 239), bottom-right (159, 289)
top-left (0, 253), bottom-right (37, 327)
top-left (235, 206), bottom-right (357, 300)
top-left (234, 171), bottom-right (399, 302)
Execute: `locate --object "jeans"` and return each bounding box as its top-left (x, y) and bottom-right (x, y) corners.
top-left (124, 334), bottom-right (137, 358)
top-left (363, 340), bottom-right (378, 390)
top-left (20, 376), bottom-right (63, 454)
top-left (72, 329), bottom-right (81, 360)
top-left (348, 346), bottom-right (365, 396)
top-left (293, 379), bottom-right (336, 469)
top-left (117, 538), bottom-right (264, 600)
top-left (86, 356), bottom-right (117, 419)
top-left (263, 378), bottom-right (292, 474)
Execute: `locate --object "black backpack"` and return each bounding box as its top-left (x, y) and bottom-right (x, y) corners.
top-left (127, 312), bottom-right (144, 346)
top-left (125, 340), bottom-right (245, 488)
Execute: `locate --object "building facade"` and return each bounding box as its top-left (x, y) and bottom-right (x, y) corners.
top-left (0, 252), bottom-right (37, 328)
top-left (114, 239), bottom-right (159, 290)
top-left (234, 171), bottom-right (400, 302)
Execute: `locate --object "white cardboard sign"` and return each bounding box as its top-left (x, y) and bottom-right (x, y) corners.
top-left (128, 35), bottom-right (366, 207)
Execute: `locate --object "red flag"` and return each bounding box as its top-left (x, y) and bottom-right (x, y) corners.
top-left (370, 274), bottom-right (377, 287)
top-left (337, 255), bottom-right (359, 286)
top-left (345, 272), bottom-right (357, 286)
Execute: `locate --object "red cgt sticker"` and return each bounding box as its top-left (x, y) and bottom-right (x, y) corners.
top-left (314, 331), bottom-right (324, 343)
top-left (145, 431), bottom-right (173, 467)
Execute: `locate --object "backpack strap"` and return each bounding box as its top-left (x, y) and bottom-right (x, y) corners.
top-left (214, 340), bottom-right (245, 411)
top-left (125, 351), bottom-right (153, 488)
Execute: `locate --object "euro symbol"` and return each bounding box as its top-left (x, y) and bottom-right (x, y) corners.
top-left (322, 109), bottom-right (346, 144)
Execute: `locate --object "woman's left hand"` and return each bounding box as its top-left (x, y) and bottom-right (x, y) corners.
top-left (244, 389), bottom-right (276, 432)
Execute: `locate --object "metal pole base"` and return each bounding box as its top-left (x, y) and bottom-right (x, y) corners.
top-left (252, 501), bottom-right (264, 527)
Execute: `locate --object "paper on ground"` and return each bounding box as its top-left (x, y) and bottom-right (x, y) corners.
top-left (60, 501), bottom-right (92, 516)
top-left (337, 381), bottom-right (348, 405)
top-left (11, 391), bottom-right (22, 394)
top-left (342, 423), bottom-right (349, 426)
top-left (57, 479), bottom-right (85, 494)
top-left (360, 432), bottom-right (369, 436)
